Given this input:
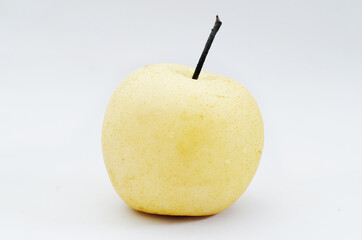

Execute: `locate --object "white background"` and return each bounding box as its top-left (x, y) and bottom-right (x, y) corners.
top-left (1, 0), bottom-right (361, 239)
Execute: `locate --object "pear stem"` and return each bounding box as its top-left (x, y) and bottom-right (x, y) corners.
top-left (192, 15), bottom-right (222, 80)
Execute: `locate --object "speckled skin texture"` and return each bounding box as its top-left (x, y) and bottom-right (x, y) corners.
top-left (102, 63), bottom-right (264, 216)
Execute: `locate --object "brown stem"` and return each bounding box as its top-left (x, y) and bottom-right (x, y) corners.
top-left (192, 15), bottom-right (222, 80)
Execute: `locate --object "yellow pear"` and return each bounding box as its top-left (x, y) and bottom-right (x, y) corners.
top-left (102, 63), bottom-right (263, 216)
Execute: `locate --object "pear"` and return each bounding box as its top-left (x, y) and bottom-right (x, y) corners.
top-left (102, 16), bottom-right (263, 216)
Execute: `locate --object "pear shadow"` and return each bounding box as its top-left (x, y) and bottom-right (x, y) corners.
top-left (127, 207), bottom-right (215, 224)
